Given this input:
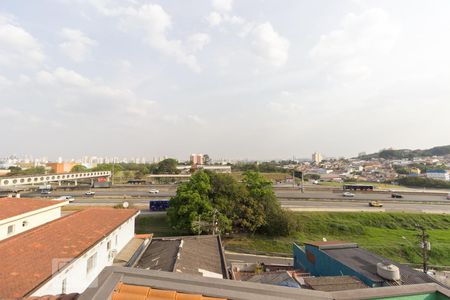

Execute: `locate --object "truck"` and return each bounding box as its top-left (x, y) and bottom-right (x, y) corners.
top-left (38, 184), bottom-right (52, 190)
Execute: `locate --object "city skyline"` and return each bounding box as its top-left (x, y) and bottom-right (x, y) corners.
top-left (1, 0), bottom-right (450, 159)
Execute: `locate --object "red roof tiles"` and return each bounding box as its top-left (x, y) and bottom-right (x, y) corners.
top-left (112, 282), bottom-right (226, 300)
top-left (0, 198), bottom-right (66, 220)
top-left (0, 208), bottom-right (138, 299)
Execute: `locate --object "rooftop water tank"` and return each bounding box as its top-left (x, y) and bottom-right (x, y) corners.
top-left (377, 262), bottom-right (401, 281)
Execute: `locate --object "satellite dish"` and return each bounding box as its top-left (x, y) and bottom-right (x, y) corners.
top-left (122, 201), bottom-right (129, 208)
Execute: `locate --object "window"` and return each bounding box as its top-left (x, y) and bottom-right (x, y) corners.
top-left (107, 240), bottom-right (111, 251)
top-left (7, 225), bottom-right (14, 235)
top-left (86, 253), bottom-right (97, 274)
top-left (115, 235), bottom-right (118, 246)
top-left (61, 278), bottom-right (67, 294)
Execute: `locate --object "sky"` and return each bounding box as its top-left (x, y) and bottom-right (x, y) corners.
top-left (1, 0), bottom-right (450, 161)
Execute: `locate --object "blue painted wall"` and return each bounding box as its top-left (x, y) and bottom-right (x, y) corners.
top-left (293, 243), bottom-right (381, 287)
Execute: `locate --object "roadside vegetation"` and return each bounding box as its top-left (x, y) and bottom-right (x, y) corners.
top-left (397, 177), bottom-right (450, 189)
top-left (137, 211), bottom-right (450, 266)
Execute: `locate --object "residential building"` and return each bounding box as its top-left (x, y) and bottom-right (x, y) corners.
top-left (80, 266), bottom-right (450, 300)
top-left (132, 235), bottom-right (228, 279)
top-left (0, 198), bottom-right (68, 241)
top-left (293, 241), bottom-right (444, 288)
top-left (190, 154), bottom-right (204, 165)
top-left (426, 170), bottom-right (450, 181)
top-left (312, 152), bottom-right (323, 164)
top-left (410, 167), bottom-right (421, 175)
top-left (0, 208), bottom-right (139, 298)
top-left (47, 162), bottom-right (78, 174)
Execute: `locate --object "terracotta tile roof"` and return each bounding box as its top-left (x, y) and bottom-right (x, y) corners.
top-left (112, 282), bottom-right (226, 300)
top-left (134, 233), bottom-right (153, 239)
top-left (0, 208), bottom-right (138, 299)
top-left (0, 198), bottom-right (66, 220)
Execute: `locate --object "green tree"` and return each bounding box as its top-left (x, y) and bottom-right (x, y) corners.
top-left (71, 165), bottom-right (88, 172)
top-left (155, 158), bottom-right (179, 174)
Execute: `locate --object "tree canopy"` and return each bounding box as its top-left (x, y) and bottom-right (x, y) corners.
top-left (167, 170), bottom-right (297, 236)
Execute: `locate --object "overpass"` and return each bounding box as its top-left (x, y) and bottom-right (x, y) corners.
top-left (0, 171), bottom-right (111, 188)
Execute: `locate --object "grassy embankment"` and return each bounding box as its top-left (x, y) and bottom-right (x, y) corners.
top-left (136, 212), bottom-right (450, 266)
top-left (318, 181), bottom-right (406, 190)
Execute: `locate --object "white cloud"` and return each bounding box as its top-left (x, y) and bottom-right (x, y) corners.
top-left (212, 0), bottom-right (233, 12)
top-left (187, 33), bottom-right (210, 52)
top-left (59, 28), bottom-right (97, 62)
top-left (310, 8), bottom-right (400, 79)
top-left (33, 67), bottom-right (154, 117)
top-left (251, 22), bottom-right (290, 67)
top-left (206, 11), bottom-right (222, 26)
top-left (0, 14), bottom-right (44, 68)
top-left (87, 2), bottom-right (203, 72)
top-left (187, 114), bottom-right (206, 126)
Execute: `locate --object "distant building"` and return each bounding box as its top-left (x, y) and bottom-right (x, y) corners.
top-left (0, 208), bottom-right (139, 298)
top-left (47, 162), bottom-right (78, 174)
top-left (426, 170), bottom-right (449, 181)
top-left (312, 152), bottom-right (323, 164)
top-left (198, 165), bottom-right (232, 173)
top-left (410, 167), bottom-right (421, 175)
top-left (0, 198), bottom-right (68, 241)
top-left (190, 153), bottom-right (204, 165)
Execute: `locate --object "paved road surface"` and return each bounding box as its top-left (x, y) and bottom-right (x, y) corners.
top-left (23, 187), bottom-right (449, 203)
top-left (19, 186), bottom-right (450, 213)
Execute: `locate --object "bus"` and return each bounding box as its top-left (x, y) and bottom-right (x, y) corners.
top-left (149, 199), bottom-right (170, 211)
top-left (343, 184), bottom-right (374, 191)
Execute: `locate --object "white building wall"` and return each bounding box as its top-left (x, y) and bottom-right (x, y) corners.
top-left (426, 171), bottom-right (450, 181)
top-left (0, 207), bottom-right (62, 241)
top-left (32, 214), bottom-right (136, 296)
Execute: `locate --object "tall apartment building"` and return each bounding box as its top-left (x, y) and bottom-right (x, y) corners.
top-left (312, 152), bottom-right (323, 164)
top-left (190, 154), bottom-right (204, 165)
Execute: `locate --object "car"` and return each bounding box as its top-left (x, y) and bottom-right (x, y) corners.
top-left (447, 193), bottom-right (450, 200)
top-left (391, 193), bottom-right (403, 198)
top-left (369, 201), bottom-right (383, 207)
top-left (41, 190), bottom-right (51, 195)
top-left (54, 196), bottom-right (75, 203)
top-left (85, 191), bottom-right (95, 196)
top-left (342, 192), bottom-right (355, 197)
top-left (149, 189), bottom-right (159, 194)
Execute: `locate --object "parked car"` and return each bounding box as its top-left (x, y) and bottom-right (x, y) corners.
top-left (85, 191), bottom-right (95, 196)
top-left (447, 193), bottom-right (450, 200)
top-left (54, 196), bottom-right (75, 203)
top-left (41, 190), bottom-right (51, 195)
top-left (391, 193), bottom-right (403, 198)
top-left (369, 201), bottom-right (383, 207)
top-left (149, 189), bottom-right (159, 194)
top-left (342, 192), bottom-right (355, 197)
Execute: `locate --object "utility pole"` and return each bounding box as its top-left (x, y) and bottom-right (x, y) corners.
top-left (416, 225), bottom-right (430, 273)
top-left (212, 209), bottom-right (219, 236)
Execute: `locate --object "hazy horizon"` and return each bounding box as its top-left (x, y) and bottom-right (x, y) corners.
top-left (1, 0), bottom-right (450, 160)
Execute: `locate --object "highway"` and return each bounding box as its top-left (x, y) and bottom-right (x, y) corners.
top-left (18, 185), bottom-right (450, 214)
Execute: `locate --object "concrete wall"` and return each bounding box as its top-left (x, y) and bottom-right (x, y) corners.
top-left (32, 215), bottom-right (136, 296)
top-left (293, 243), bottom-right (379, 287)
top-left (0, 206), bottom-right (62, 241)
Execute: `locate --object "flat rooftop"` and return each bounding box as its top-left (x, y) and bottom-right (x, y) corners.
top-left (0, 208), bottom-right (138, 298)
top-left (0, 197), bottom-right (66, 221)
top-left (322, 245), bottom-right (438, 285)
top-left (134, 235), bottom-right (228, 279)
